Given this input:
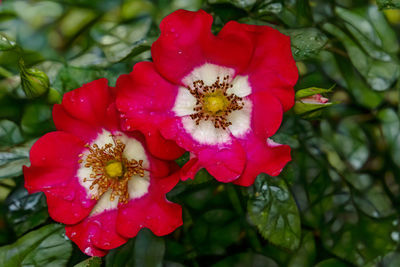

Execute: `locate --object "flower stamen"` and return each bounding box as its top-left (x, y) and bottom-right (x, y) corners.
top-left (78, 135), bottom-right (145, 204)
top-left (188, 75), bottom-right (244, 129)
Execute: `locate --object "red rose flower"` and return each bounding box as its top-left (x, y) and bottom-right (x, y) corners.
top-left (23, 79), bottom-right (182, 256)
top-left (116, 10), bottom-right (298, 186)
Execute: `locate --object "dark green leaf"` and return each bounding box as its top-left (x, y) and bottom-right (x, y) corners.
top-left (6, 188), bottom-right (48, 236)
top-left (315, 258), bottom-right (349, 267)
top-left (0, 140), bottom-right (34, 179)
top-left (213, 252), bottom-right (279, 267)
top-left (323, 22), bottom-right (399, 91)
top-left (0, 224), bottom-right (72, 267)
top-left (21, 103), bottom-right (53, 135)
top-left (377, 0), bottom-right (400, 9)
top-left (0, 33), bottom-right (16, 51)
top-left (92, 18), bottom-right (152, 63)
top-left (283, 28), bottom-right (328, 60)
top-left (0, 120), bottom-right (24, 147)
top-left (134, 229), bottom-right (165, 267)
top-left (105, 239), bottom-right (135, 267)
top-left (74, 257), bottom-right (102, 267)
top-left (248, 174), bottom-right (301, 250)
top-left (208, 0), bottom-right (257, 10)
top-left (287, 231), bottom-right (316, 267)
top-left (377, 108), bottom-right (400, 167)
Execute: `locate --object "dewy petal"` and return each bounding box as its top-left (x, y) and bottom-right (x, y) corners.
top-left (61, 78), bottom-right (117, 127)
top-left (248, 91), bottom-right (284, 140)
top-left (233, 137), bottom-right (292, 186)
top-left (197, 140), bottom-right (246, 182)
top-left (24, 132), bottom-right (84, 190)
top-left (43, 178), bottom-right (96, 225)
top-left (152, 9), bottom-right (253, 85)
top-left (65, 209), bottom-right (127, 256)
top-left (219, 21), bottom-right (298, 111)
top-left (23, 131), bottom-right (96, 224)
top-left (116, 194), bottom-right (182, 239)
top-left (53, 105), bottom-right (100, 143)
top-left (116, 62), bottom-right (185, 160)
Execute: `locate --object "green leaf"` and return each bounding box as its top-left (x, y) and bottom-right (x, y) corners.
top-left (74, 257), bottom-right (102, 267)
top-left (323, 22), bottom-right (399, 91)
top-left (377, 108), bottom-right (400, 167)
top-left (333, 119), bottom-right (369, 170)
top-left (248, 174), bottom-right (301, 250)
top-left (379, 252), bottom-right (400, 266)
top-left (0, 120), bottom-right (24, 147)
top-left (334, 52), bottom-right (384, 109)
top-left (21, 103), bottom-right (53, 135)
top-left (377, 0), bottom-right (400, 9)
top-left (92, 18), bottom-right (152, 63)
top-left (353, 180), bottom-right (396, 218)
top-left (315, 258), bottom-right (349, 267)
top-left (293, 101), bottom-right (332, 119)
top-left (105, 239), bottom-right (135, 267)
top-left (287, 231), bottom-right (316, 267)
top-left (0, 33), bottom-right (16, 51)
top-left (134, 229), bottom-right (165, 267)
top-left (6, 188), bottom-right (48, 236)
top-left (0, 140), bottom-right (34, 179)
top-left (0, 224), bottom-right (72, 267)
top-left (213, 252), bottom-right (279, 267)
top-left (321, 214), bottom-right (399, 266)
top-left (208, 0), bottom-right (257, 10)
top-left (283, 28), bottom-right (328, 60)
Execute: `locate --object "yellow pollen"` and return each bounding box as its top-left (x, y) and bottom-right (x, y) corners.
top-left (105, 161), bottom-right (123, 178)
top-left (203, 92), bottom-right (229, 114)
top-left (188, 75), bottom-right (244, 129)
top-left (79, 135), bottom-right (145, 204)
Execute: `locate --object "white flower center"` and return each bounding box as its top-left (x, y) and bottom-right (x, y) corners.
top-left (77, 130), bottom-right (150, 215)
top-left (173, 63), bottom-right (252, 145)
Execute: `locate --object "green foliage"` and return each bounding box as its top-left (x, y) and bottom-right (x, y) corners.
top-left (248, 174), bottom-right (301, 251)
top-left (377, 0), bottom-right (400, 9)
top-left (0, 0), bottom-right (400, 266)
top-left (0, 224), bottom-right (72, 267)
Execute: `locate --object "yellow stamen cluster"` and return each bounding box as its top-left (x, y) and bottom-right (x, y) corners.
top-left (78, 136), bottom-right (145, 204)
top-left (188, 75), bottom-right (244, 129)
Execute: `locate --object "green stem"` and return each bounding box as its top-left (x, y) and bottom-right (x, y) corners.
top-left (0, 66), bottom-right (13, 78)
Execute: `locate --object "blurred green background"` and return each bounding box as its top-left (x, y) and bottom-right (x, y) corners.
top-left (0, 0), bottom-right (400, 266)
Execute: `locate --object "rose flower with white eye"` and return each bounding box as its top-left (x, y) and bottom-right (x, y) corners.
top-left (116, 9), bottom-right (298, 186)
top-left (24, 79), bottom-right (182, 257)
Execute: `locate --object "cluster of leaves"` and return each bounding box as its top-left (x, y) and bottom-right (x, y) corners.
top-left (0, 0), bottom-right (399, 266)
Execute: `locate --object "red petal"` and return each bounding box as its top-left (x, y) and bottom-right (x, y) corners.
top-left (152, 9), bottom-right (253, 85)
top-left (61, 78), bottom-right (116, 127)
top-left (234, 138), bottom-right (291, 186)
top-left (24, 132), bottom-right (84, 191)
top-left (65, 210), bottom-right (127, 256)
top-left (247, 91), bottom-right (283, 140)
top-left (197, 140), bottom-right (246, 183)
top-left (145, 130), bottom-right (185, 160)
top-left (52, 105), bottom-right (100, 143)
top-left (219, 21), bottom-right (298, 111)
top-left (116, 194), bottom-right (182, 238)
top-left (43, 178), bottom-right (96, 224)
top-left (24, 131), bottom-right (96, 224)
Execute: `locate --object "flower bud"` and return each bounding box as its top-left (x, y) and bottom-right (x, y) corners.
top-left (294, 87), bottom-right (333, 118)
top-left (19, 60), bottom-right (50, 98)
